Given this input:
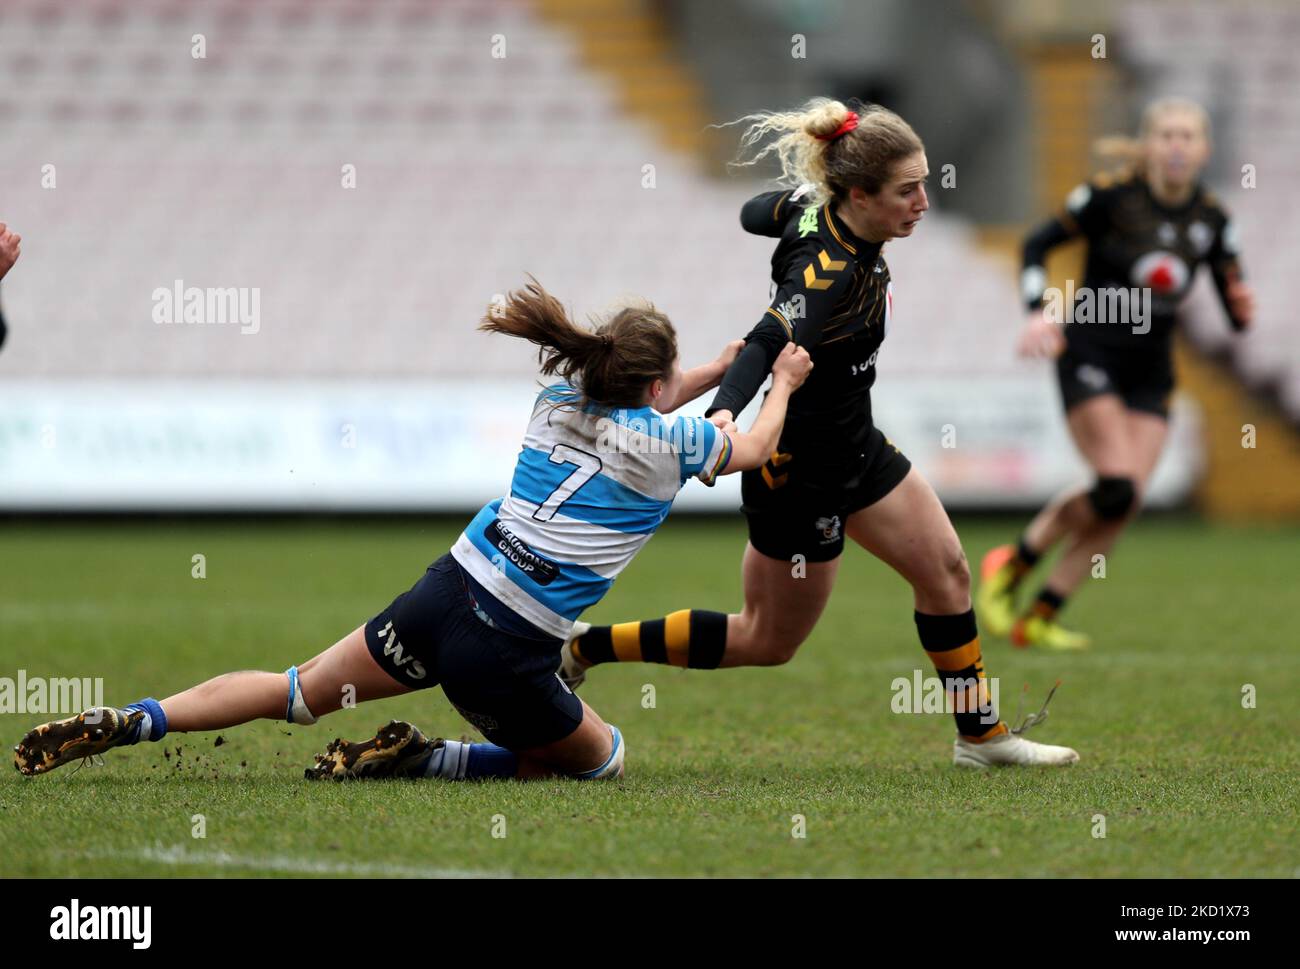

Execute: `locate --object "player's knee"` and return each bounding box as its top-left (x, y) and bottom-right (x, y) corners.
top-left (746, 621), bottom-right (807, 665)
top-left (733, 611), bottom-right (801, 665)
top-left (913, 545), bottom-right (970, 606)
top-left (760, 638), bottom-right (802, 666)
top-left (1088, 475), bottom-right (1137, 521)
top-left (946, 547), bottom-right (972, 591)
top-left (571, 725), bottom-right (625, 780)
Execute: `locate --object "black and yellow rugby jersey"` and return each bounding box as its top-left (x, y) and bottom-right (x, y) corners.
top-left (708, 187), bottom-right (893, 459)
top-left (1022, 172), bottom-right (1246, 348)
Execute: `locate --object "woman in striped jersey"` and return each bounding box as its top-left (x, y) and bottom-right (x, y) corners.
top-left (13, 280), bottom-right (811, 782)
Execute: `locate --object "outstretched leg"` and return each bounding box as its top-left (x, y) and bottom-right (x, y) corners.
top-left (562, 542), bottom-right (840, 685)
top-left (14, 625), bottom-right (411, 776)
top-left (162, 625), bottom-right (410, 732)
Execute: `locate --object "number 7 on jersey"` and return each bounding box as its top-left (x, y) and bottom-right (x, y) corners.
top-left (532, 445), bottom-right (602, 522)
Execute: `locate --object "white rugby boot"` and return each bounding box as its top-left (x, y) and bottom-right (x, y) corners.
top-left (557, 621), bottom-right (592, 690)
top-left (952, 681), bottom-right (1079, 767)
top-left (953, 730), bottom-right (1080, 768)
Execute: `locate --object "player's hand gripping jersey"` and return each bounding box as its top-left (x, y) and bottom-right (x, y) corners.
top-left (709, 186), bottom-right (895, 484)
top-left (451, 384), bottom-right (731, 638)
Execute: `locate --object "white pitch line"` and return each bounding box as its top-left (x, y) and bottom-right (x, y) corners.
top-left (101, 843), bottom-right (512, 879)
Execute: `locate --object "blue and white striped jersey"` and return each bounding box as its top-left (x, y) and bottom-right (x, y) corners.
top-left (451, 383), bottom-right (732, 638)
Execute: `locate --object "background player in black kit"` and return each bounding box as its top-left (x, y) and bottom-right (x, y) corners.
top-left (561, 98), bottom-right (1079, 768)
top-left (979, 97), bottom-right (1255, 651)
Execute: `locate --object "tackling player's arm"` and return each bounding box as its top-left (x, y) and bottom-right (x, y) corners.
top-left (718, 343), bottom-right (812, 473)
top-left (677, 343), bottom-right (811, 487)
top-left (706, 231), bottom-right (852, 420)
top-left (655, 339), bottom-right (745, 413)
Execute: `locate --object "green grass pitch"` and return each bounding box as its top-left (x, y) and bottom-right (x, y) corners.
top-left (1, 516), bottom-right (1297, 877)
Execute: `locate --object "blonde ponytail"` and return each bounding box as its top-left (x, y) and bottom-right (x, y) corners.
top-left (724, 97), bottom-right (924, 204)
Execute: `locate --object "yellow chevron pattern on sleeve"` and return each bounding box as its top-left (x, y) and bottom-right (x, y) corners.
top-left (802, 249), bottom-right (847, 290)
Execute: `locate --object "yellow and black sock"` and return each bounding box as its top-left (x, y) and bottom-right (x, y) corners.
top-left (1028, 587), bottom-right (1067, 622)
top-left (915, 609), bottom-right (1007, 742)
top-left (572, 610), bottom-right (728, 669)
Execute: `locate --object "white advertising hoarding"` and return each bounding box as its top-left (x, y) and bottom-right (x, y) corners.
top-left (0, 378), bottom-right (1202, 511)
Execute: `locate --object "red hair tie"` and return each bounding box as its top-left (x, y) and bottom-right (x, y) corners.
top-left (816, 111), bottom-right (859, 141)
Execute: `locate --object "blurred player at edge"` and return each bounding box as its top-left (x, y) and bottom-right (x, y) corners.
top-left (562, 98), bottom-right (1079, 768)
top-left (0, 221), bottom-right (21, 351)
top-left (977, 98), bottom-right (1254, 652)
top-left (14, 280), bottom-right (811, 781)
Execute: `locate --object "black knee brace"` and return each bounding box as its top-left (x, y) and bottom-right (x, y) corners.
top-left (1088, 476), bottom-right (1136, 521)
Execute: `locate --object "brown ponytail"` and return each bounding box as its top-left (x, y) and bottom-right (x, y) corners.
top-left (480, 277), bottom-right (678, 409)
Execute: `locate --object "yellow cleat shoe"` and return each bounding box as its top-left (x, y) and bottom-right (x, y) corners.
top-left (976, 545), bottom-right (1019, 638)
top-left (1010, 615), bottom-right (1091, 652)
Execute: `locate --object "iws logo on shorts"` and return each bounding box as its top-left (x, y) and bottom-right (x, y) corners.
top-left (1076, 363), bottom-right (1110, 391)
top-left (814, 515), bottom-right (842, 544)
top-left (377, 620), bottom-right (427, 681)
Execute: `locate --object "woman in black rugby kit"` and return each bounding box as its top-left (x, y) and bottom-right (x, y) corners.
top-left (561, 98), bottom-right (1078, 768)
top-left (978, 97), bottom-right (1254, 651)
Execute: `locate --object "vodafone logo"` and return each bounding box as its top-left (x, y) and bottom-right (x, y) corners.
top-left (1131, 251), bottom-right (1190, 295)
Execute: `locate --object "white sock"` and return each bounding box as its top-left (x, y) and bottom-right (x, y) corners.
top-left (423, 740), bottom-right (469, 779)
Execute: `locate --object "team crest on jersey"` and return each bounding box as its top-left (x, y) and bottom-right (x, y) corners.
top-left (1131, 250), bottom-right (1190, 295)
top-left (815, 515), bottom-right (842, 543)
top-left (798, 205), bottom-right (819, 238)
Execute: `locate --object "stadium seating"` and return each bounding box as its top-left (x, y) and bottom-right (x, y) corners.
top-left (0, 0), bottom-right (1029, 385)
top-left (1119, 0), bottom-right (1300, 420)
top-left (1, 0), bottom-right (1285, 422)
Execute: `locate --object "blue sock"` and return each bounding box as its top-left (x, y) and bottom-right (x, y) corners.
top-left (423, 740), bottom-right (518, 780)
top-left (123, 698), bottom-right (168, 744)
